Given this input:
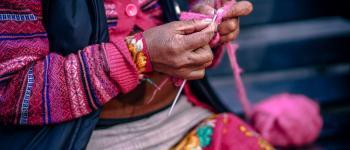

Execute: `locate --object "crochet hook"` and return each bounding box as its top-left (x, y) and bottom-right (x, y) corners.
top-left (167, 79), bottom-right (187, 116)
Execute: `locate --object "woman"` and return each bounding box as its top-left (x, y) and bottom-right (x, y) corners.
top-left (0, 0), bottom-right (267, 149)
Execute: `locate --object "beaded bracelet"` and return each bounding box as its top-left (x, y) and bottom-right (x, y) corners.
top-left (126, 32), bottom-right (153, 73)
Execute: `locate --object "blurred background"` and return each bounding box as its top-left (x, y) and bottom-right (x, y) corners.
top-left (204, 0), bottom-right (350, 149)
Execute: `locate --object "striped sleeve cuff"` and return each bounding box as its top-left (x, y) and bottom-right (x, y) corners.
top-left (104, 38), bottom-right (139, 93)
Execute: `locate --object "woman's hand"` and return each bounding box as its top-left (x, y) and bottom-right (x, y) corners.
top-left (192, 0), bottom-right (253, 45)
top-left (143, 20), bottom-right (216, 80)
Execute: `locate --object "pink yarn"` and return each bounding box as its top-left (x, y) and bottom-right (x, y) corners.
top-left (226, 43), bottom-right (252, 118)
top-left (251, 93), bottom-right (323, 147)
top-left (179, 12), bottom-right (220, 47)
top-left (179, 12), bottom-right (210, 20)
top-left (180, 0), bottom-right (236, 47)
top-left (226, 42), bottom-right (323, 147)
top-left (180, 0), bottom-right (323, 147)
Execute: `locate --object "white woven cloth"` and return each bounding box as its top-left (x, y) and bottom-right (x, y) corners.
top-left (87, 96), bottom-right (212, 150)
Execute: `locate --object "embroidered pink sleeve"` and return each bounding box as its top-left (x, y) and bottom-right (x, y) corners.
top-left (0, 1), bottom-right (139, 125)
top-left (0, 42), bottom-right (139, 126)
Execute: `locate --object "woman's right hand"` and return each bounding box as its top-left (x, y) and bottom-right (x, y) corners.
top-left (143, 20), bottom-right (216, 80)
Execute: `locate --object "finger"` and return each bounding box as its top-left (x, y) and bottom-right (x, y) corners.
top-left (203, 61), bottom-right (213, 68)
top-left (186, 69), bottom-right (205, 80)
top-left (184, 58), bottom-right (213, 69)
top-left (156, 62), bottom-right (208, 80)
top-left (184, 61), bottom-right (210, 70)
top-left (165, 45), bottom-right (212, 69)
top-left (220, 33), bottom-right (235, 43)
top-left (223, 1), bottom-right (253, 19)
top-left (186, 45), bottom-right (214, 66)
top-left (181, 23), bottom-right (217, 50)
top-left (174, 67), bottom-right (206, 80)
top-left (219, 28), bottom-right (239, 44)
top-left (193, 4), bottom-right (215, 15)
top-left (175, 19), bottom-right (212, 35)
top-left (218, 18), bottom-right (238, 35)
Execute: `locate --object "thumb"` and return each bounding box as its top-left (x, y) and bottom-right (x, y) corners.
top-left (175, 19), bottom-right (213, 35)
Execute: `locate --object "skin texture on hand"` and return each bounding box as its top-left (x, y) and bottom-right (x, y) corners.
top-left (192, 0), bottom-right (253, 45)
top-left (143, 20), bottom-right (217, 80)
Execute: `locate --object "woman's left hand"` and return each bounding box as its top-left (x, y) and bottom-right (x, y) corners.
top-left (192, 0), bottom-right (253, 45)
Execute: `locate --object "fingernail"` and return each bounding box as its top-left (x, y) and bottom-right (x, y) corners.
top-left (202, 18), bottom-right (213, 23)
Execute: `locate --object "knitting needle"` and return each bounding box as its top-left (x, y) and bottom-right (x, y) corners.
top-left (212, 8), bottom-right (218, 24)
top-left (167, 79), bottom-right (187, 116)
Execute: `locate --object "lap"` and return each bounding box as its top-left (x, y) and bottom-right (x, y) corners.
top-left (172, 113), bottom-right (274, 150)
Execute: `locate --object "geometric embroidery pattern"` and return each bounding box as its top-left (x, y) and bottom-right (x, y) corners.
top-left (0, 13), bottom-right (37, 21)
top-left (19, 64), bottom-right (34, 124)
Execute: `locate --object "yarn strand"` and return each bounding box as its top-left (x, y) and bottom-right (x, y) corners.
top-left (226, 43), bottom-right (252, 118)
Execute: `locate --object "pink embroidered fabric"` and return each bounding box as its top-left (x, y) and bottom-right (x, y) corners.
top-left (0, 0), bottom-right (161, 125)
top-left (105, 0), bottom-right (163, 39)
top-left (205, 113), bottom-right (274, 150)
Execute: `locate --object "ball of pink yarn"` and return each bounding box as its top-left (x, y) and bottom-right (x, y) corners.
top-left (251, 93), bottom-right (323, 147)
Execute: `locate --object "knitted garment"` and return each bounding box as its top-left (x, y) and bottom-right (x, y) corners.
top-left (0, 0), bottom-right (160, 125)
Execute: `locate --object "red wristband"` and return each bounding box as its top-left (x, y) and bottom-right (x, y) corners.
top-left (136, 32), bottom-right (153, 73)
top-left (126, 32), bottom-right (153, 73)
